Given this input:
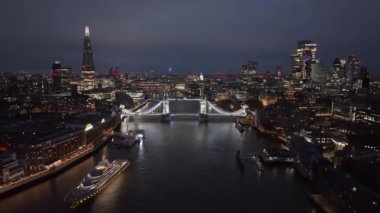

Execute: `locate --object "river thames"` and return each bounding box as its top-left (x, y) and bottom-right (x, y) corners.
top-left (0, 101), bottom-right (316, 213)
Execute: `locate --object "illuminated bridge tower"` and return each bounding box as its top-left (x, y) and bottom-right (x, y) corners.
top-left (81, 26), bottom-right (96, 91)
top-left (161, 92), bottom-right (171, 122)
top-left (199, 87), bottom-right (208, 122)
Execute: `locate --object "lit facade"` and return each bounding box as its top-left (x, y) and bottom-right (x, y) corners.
top-left (242, 60), bottom-right (258, 76)
top-left (81, 26), bottom-right (96, 91)
top-left (352, 66), bottom-right (370, 93)
top-left (52, 61), bottom-right (71, 92)
top-left (327, 57), bottom-right (346, 88)
top-left (344, 55), bottom-right (361, 84)
top-left (291, 40), bottom-right (317, 80)
top-left (0, 152), bottom-right (25, 184)
top-left (242, 60), bottom-right (258, 84)
top-left (310, 59), bottom-right (326, 85)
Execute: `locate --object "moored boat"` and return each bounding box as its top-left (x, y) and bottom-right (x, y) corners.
top-left (64, 159), bottom-right (129, 208)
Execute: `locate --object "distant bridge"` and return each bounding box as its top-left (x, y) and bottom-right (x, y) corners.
top-left (121, 95), bottom-right (247, 120)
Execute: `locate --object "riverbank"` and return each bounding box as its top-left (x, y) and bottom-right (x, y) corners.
top-left (0, 118), bottom-right (315, 213)
top-left (0, 117), bottom-right (121, 197)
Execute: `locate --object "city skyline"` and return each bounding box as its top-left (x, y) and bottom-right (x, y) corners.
top-left (1, 0), bottom-right (380, 74)
top-left (1, 1), bottom-right (379, 212)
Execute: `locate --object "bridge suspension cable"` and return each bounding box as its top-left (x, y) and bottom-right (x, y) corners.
top-left (122, 100), bottom-right (246, 117)
top-left (206, 101), bottom-right (246, 116)
top-left (122, 101), bottom-right (163, 116)
top-left (138, 101), bottom-right (163, 115)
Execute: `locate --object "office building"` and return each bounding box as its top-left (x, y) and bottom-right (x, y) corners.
top-left (52, 61), bottom-right (71, 92)
top-left (81, 26), bottom-right (96, 90)
top-left (291, 40), bottom-right (317, 80)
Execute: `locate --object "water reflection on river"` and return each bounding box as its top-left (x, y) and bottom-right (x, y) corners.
top-left (0, 103), bottom-right (315, 213)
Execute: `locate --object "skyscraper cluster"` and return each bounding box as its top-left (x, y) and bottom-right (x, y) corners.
top-left (288, 40), bottom-right (371, 93)
top-left (326, 55), bottom-right (370, 92)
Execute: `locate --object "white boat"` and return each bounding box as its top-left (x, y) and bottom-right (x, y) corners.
top-left (64, 159), bottom-right (129, 208)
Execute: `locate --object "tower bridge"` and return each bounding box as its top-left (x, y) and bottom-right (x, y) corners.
top-left (121, 95), bottom-right (247, 121)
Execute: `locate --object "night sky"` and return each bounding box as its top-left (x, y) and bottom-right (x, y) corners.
top-left (1, 0), bottom-right (379, 74)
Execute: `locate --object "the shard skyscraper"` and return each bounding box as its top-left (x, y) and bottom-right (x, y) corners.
top-left (81, 26), bottom-right (96, 90)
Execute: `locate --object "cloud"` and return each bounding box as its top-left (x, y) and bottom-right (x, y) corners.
top-left (0, 0), bottom-right (379, 74)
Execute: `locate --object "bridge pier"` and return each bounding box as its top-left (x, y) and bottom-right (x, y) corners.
top-left (199, 96), bottom-right (208, 122)
top-left (161, 93), bottom-right (171, 122)
top-left (121, 96), bottom-right (247, 119)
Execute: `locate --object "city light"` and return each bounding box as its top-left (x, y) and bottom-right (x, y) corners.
top-left (84, 124), bottom-right (93, 131)
top-left (0, 3), bottom-right (379, 212)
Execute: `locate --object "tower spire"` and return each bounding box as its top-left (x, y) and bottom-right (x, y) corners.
top-left (85, 26), bottom-right (90, 37)
top-left (81, 26), bottom-right (96, 90)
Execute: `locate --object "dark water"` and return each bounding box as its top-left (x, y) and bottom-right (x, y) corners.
top-left (0, 102), bottom-right (315, 213)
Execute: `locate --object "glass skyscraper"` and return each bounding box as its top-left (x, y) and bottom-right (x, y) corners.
top-left (81, 26), bottom-right (96, 90)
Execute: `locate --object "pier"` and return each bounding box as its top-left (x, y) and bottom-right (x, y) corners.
top-left (261, 148), bottom-right (294, 164)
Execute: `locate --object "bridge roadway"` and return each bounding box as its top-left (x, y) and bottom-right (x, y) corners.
top-left (122, 98), bottom-right (247, 117)
top-left (142, 98), bottom-right (201, 101)
top-left (167, 98), bottom-right (201, 101)
top-left (128, 113), bottom-right (240, 117)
